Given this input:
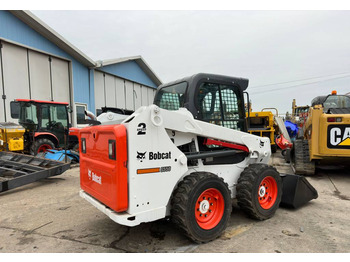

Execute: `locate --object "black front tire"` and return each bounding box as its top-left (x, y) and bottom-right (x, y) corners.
top-left (31, 138), bottom-right (55, 155)
top-left (171, 172), bottom-right (232, 243)
top-left (237, 164), bottom-right (282, 220)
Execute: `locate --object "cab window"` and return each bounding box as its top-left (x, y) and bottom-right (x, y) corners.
top-left (41, 104), bottom-right (68, 130)
top-left (323, 95), bottom-right (350, 110)
top-left (198, 82), bottom-right (244, 131)
top-left (154, 82), bottom-right (187, 110)
top-left (20, 103), bottom-right (38, 125)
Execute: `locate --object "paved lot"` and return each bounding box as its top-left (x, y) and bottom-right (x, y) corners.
top-left (0, 151), bottom-right (349, 253)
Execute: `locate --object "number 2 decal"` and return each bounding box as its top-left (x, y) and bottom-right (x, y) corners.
top-left (137, 123), bottom-right (147, 135)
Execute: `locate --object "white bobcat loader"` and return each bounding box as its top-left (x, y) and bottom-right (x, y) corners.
top-left (79, 73), bottom-right (317, 243)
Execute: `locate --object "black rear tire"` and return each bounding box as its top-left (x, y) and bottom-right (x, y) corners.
top-left (31, 138), bottom-right (55, 155)
top-left (236, 164), bottom-right (282, 220)
top-left (171, 172), bottom-right (232, 243)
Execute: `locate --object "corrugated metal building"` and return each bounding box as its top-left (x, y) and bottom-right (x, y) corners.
top-left (0, 10), bottom-right (162, 126)
top-left (94, 56), bottom-right (160, 114)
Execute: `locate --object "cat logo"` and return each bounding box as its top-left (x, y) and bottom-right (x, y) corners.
top-left (327, 125), bottom-right (350, 149)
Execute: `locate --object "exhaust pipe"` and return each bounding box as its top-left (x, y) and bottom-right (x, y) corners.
top-left (83, 110), bottom-right (101, 125)
top-left (85, 110), bottom-right (97, 121)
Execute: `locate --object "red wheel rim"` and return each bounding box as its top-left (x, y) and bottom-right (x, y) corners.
top-left (37, 144), bottom-right (52, 153)
top-left (258, 176), bottom-right (278, 209)
top-left (195, 188), bottom-right (225, 230)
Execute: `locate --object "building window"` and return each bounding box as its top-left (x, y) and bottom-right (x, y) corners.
top-left (75, 103), bottom-right (87, 126)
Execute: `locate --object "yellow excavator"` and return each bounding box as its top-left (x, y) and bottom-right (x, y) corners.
top-left (290, 91), bottom-right (350, 175)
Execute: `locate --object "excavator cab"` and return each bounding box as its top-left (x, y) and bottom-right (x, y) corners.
top-left (154, 73), bottom-right (248, 132)
top-left (291, 92), bottom-right (350, 175)
top-left (322, 94), bottom-right (350, 113)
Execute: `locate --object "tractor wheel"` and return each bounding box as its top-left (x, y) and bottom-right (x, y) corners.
top-left (236, 164), bottom-right (282, 220)
top-left (171, 172), bottom-right (232, 243)
top-left (291, 139), bottom-right (315, 176)
top-left (31, 138), bottom-right (55, 155)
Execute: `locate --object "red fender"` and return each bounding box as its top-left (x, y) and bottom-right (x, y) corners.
top-left (34, 132), bottom-right (59, 146)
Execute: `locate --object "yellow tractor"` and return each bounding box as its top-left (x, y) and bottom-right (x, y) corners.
top-left (247, 108), bottom-right (279, 153)
top-left (291, 99), bottom-right (309, 138)
top-left (291, 91), bottom-right (350, 175)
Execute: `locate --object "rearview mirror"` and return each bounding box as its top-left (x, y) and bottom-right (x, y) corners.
top-left (10, 101), bottom-right (20, 119)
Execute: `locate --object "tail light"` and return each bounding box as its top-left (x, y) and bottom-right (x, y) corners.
top-left (108, 140), bottom-right (116, 160)
top-left (81, 138), bottom-right (86, 153)
top-left (327, 117), bottom-right (342, 122)
top-left (275, 134), bottom-right (292, 150)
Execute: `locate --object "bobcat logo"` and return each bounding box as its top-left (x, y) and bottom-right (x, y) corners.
top-left (137, 151), bottom-right (147, 162)
top-left (87, 169), bottom-right (101, 184)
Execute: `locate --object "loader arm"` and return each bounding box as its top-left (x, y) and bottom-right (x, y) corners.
top-left (124, 105), bottom-right (271, 163)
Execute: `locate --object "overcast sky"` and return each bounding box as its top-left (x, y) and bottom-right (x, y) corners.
top-left (31, 10), bottom-right (350, 115)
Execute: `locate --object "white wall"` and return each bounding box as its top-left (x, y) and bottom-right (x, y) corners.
top-left (0, 41), bottom-right (72, 122)
top-left (94, 70), bottom-right (157, 114)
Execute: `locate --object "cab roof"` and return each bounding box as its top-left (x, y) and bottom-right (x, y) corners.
top-left (158, 73), bottom-right (249, 91)
top-left (15, 99), bottom-right (69, 105)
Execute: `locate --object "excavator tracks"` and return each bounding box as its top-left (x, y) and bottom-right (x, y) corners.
top-left (291, 139), bottom-right (315, 176)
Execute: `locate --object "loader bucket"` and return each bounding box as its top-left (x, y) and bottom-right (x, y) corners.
top-left (279, 173), bottom-right (318, 209)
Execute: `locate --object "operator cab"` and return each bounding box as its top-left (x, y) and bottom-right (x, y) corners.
top-left (10, 99), bottom-right (69, 148)
top-left (154, 73), bottom-right (250, 165)
top-left (154, 73), bottom-right (249, 132)
top-left (311, 92), bottom-right (350, 114)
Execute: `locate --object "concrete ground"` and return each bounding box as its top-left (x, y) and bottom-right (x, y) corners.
top-left (0, 151), bottom-right (349, 253)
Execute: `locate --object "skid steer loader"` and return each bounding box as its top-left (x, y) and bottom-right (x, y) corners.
top-left (79, 73), bottom-right (317, 243)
